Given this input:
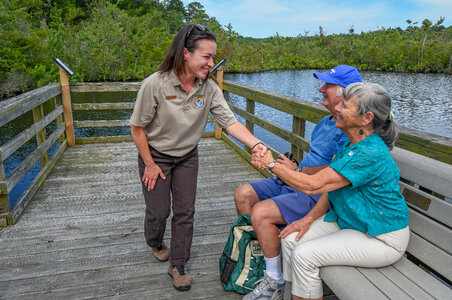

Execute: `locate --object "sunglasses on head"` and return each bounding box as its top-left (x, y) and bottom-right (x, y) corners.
top-left (185, 23), bottom-right (207, 40)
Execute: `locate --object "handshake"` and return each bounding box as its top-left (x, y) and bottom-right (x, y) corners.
top-left (251, 142), bottom-right (299, 171)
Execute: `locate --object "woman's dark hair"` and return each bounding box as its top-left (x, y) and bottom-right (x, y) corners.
top-left (344, 82), bottom-right (399, 150)
top-left (158, 24), bottom-right (216, 78)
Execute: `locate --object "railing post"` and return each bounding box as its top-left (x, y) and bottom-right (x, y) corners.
top-left (292, 116), bottom-right (306, 163)
top-left (215, 64), bottom-right (224, 139)
top-left (54, 58), bottom-right (75, 146)
top-left (32, 104), bottom-right (50, 168)
top-left (54, 95), bottom-right (66, 144)
top-left (245, 99), bottom-right (255, 153)
top-left (0, 152), bottom-right (10, 226)
top-left (59, 68), bottom-right (75, 146)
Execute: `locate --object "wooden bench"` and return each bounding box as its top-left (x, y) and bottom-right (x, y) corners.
top-left (317, 147), bottom-right (452, 299)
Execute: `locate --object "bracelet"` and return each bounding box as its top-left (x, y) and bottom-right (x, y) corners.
top-left (251, 141), bottom-right (264, 150)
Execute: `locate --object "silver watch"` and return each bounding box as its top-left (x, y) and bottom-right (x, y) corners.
top-left (268, 161), bottom-right (276, 170)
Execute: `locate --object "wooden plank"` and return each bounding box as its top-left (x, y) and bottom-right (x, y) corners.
top-left (392, 147), bottom-right (452, 199)
top-left (73, 120), bottom-right (130, 128)
top-left (75, 136), bottom-right (133, 144)
top-left (320, 266), bottom-right (389, 300)
top-left (0, 83), bottom-right (60, 127)
top-left (5, 125), bottom-right (65, 193)
top-left (377, 264), bottom-right (436, 299)
top-left (292, 116), bottom-right (306, 163)
top-left (72, 102), bottom-right (135, 110)
top-left (406, 232), bottom-right (452, 282)
top-left (408, 207), bottom-right (452, 253)
top-left (357, 267), bottom-right (411, 299)
top-left (9, 140), bottom-right (67, 225)
top-left (69, 82), bottom-right (141, 92)
top-left (401, 182), bottom-right (452, 227)
top-left (54, 95), bottom-right (66, 144)
top-left (59, 68), bottom-right (75, 146)
top-left (0, 150), bottom-right (10, 214)
top-left (223, 80), bottom-right (328, 123)
top-left (397, 127), bottom-right (452, 165)
top-left (0, 107), bottom-right (63, 161)
top-left (228, 102), bottom-right (311, 152)
top-left (0, 139), bottom-right (265, 298)
top-left (31, 104), bottom-right (50, 168)
top-left (215, 65), bottom-right (224, 139)
top-left (245, 98), bottom-right (255, 152)
top-left (392, 257), bottom-right (452, 299)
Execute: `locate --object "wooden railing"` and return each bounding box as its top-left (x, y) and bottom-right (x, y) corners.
top-left (0, 66), bottom-right (451, 226)
top-left (0, 84), bottom-right (67, 226)
top-left (221, 80), bottom-right (452, 165)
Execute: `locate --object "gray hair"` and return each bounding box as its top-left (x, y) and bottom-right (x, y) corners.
top-left (343, 82), bottom-right (398, 150)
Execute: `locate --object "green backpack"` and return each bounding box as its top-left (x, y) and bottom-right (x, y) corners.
top-left (219, 214), bottom-right (266, 294)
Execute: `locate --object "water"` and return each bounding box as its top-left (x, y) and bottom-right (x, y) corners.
top-left (225, 70), bottom-right (452, 138)
top-left (1, 70), bottom-right (451, 207)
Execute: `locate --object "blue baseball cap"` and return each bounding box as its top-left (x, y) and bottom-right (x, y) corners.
top-left (313, 65), bottom-right (362, 87)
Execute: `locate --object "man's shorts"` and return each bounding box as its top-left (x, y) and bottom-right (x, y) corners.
top-left (250, 177), bottom-right (321, 225)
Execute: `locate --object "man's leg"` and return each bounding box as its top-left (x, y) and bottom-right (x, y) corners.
top-left (251, 199), bottom-right (286, 283)
top-left (235, 184), bottom-right (259, 215)
top-left (235, 177), bottom-right (285, 216)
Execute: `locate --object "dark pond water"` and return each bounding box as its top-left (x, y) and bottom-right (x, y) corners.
top-left (1, 70), bottom-right (451, 207)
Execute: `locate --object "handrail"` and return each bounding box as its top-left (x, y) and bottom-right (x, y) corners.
top-left (1, 67), bottom-right (451, 226)
top-left (0, 85), bottom-right (68, 226)
top-left (222, 80), bottom-right (452, 165)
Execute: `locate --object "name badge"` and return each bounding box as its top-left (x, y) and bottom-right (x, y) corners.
top-left (165, 95), bottom-right (177, 100)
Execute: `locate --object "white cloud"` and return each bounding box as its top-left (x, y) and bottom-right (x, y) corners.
top-left (183, 0), bottom-right (451, 37)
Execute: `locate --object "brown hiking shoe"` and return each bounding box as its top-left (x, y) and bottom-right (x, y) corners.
top-left (151, 244), bottom-right (168, 262)
top-left (168, 264), bottom-right (191, 291)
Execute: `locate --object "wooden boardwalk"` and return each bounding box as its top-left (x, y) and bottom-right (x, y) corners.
top-left (0, 138), bottom-right (264, 299)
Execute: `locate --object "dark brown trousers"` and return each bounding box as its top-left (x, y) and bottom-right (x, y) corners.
top-left (138, 145), bottom-right (198, 266)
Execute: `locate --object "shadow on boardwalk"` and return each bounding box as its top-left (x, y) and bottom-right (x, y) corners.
top-left (0, 138), bottom-right (264, 299)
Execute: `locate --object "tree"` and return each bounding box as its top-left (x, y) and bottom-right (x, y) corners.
top-left (186, 1), bottom-right (208, 23)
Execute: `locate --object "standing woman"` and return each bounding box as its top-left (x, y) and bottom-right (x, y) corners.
top-left (130, 24), bottom-right (265, 291)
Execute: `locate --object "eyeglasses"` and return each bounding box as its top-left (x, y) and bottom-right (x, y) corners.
top-left (185, 23), bottom-right (207, 41)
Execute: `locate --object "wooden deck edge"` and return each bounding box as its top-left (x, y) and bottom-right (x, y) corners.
top-left (75, 136), bottom-right (133, 144)
top-left (8, 140), bottom-right (68, 225)
top-left (74, 132), bottom-right (216, 144)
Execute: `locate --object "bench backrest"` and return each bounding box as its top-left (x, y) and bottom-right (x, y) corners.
top-left (391, 147), bottom-right (452, 283)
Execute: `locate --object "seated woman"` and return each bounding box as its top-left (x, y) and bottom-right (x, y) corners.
top-left (251, 82), bottom-right (409, 300)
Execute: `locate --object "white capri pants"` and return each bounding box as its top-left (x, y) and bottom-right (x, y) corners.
top-left (281, 215), bottom-right (410, 299)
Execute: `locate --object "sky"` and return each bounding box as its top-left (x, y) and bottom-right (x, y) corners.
top-left (182, 0), bottom-right (452, 38)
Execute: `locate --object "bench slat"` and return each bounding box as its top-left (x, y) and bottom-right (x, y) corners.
top-left (377, 264), bottom-right (435, 299)
top-left (408, 208), bottom-right (452, 253)
top-left (392, 257), bottom-right (452, 299)
top-left (401, 182), bottom-right (452, 228)
top-left (320, 266), bottom-right (389, 300)
top-left (357, 267), bottom-right (412, 299)
top-left (407, 232), bottom-right (452, 282)
top-left (391, 147), bottom-right (452, 199)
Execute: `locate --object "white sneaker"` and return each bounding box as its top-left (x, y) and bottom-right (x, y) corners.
top-left (243, 272), bottom-right (285, 300)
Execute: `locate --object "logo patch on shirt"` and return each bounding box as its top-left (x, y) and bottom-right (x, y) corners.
top-left (165, 95), bottom-right (177, 100)
top-left (194, 97), bottom-right (205, 108)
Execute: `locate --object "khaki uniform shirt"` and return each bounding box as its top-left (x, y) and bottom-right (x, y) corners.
top-left (130, 71), bottom-right (237, 157)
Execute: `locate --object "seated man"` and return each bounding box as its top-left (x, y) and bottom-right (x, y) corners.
top-left (235, 65), bottom-right (362, 300)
